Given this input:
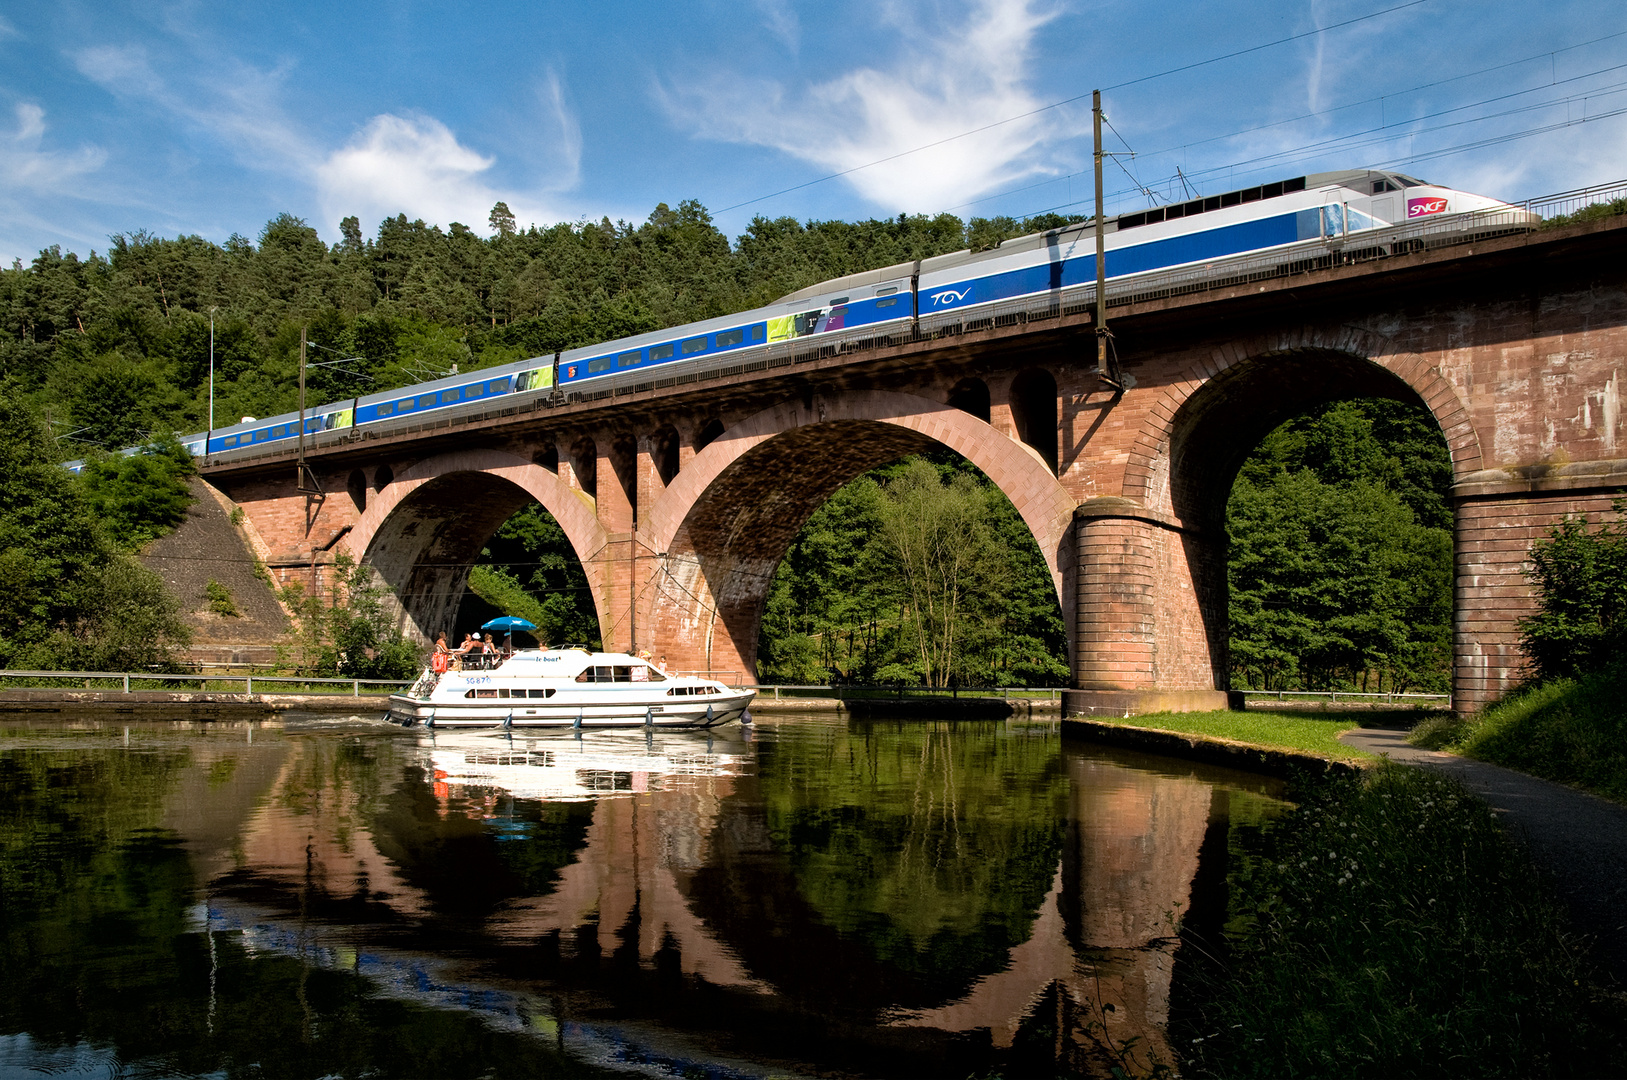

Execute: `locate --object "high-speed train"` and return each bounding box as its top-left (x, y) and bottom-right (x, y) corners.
top-left (80, 169), bottom-right (1532, 470)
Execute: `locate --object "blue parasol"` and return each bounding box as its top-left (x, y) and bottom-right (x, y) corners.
top-left (481, 616), bottom-right (538, 632)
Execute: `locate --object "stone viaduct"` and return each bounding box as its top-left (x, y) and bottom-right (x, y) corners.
top-left (202, 215), bottom-right (1627, 715)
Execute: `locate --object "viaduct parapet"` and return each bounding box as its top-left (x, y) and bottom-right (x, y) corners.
top-left (202, 216), bottom-right (1627, 715)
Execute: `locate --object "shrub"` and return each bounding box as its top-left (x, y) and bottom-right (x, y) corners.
top-left (1518, 499), bottom-right (1627, 681)
top-left (75, 436), bottom-right (196, 551)
top-left (204, 580), bottom-right (239, 617)
top-left (1179, 764), bottom-right (1625, 1077)
top-left (1410, 661), bottom-right (1627, 803)
top-left (282, 555), bottom-right (420, 680)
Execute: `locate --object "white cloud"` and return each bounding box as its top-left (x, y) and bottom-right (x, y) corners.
top-left (316, 113), bottom-right (501, 229)
top-left (536, 68), bottom-right (583, 194)
top-left (752, 0), bottom-right (800, 53)
top-left (72, 39), bottom-right (579, 237)
top-left (661, 0), bottom-right (1075, 214)
top-left (0, 103), bottom-right (105, 191)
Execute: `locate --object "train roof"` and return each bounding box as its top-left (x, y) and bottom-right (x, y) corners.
top-left (898, 170), bottom-right (1444, 285)
top-left (774, 261), bottom-right (918, 305)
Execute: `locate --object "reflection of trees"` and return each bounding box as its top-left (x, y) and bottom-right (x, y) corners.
top-left (689, 720), bottom-right (1069, 1013)
top-left (0, 727), bottom-right (614, 1077)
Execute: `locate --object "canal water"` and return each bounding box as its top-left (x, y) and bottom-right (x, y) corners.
top-left (0, 714), bottom-right (1288, 1079)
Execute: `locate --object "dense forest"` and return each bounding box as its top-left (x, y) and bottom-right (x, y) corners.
top-left (1, 200), bottom-right (1452, 689)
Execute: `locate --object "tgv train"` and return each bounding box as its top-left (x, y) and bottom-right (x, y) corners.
top-left (89, 169), bottom-right (1532, 469)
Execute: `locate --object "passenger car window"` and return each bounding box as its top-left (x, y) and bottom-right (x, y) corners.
top-left (682, 337), bottom-right (707, 354)
top-left (650, 343), bottom-right (674, 361)
top-left (618, 350), bottom-right (643, 367)
top-left (716, 329), bottom-right (743, 347)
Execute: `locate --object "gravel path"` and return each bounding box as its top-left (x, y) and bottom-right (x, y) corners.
top-left (1339, 727), bottom-right (1627, 987)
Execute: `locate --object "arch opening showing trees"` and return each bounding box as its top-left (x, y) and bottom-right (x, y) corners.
top-left (459, 502), bottom-right (602, 650)
top-left (755, 449), bottom-right (1068, 687)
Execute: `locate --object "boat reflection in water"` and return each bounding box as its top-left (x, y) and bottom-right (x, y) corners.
top-left (424, 727), bottom-right (749, 801)
top-left (0, 716), bottom-right (1288, 1078)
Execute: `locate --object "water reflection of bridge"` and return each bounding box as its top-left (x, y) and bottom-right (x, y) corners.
top-left (163, 720), bottom-right (1281, 1076)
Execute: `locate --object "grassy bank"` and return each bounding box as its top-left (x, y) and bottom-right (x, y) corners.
top-left (1410, 661), bottom-right (1627, 803)
top-left (1177, 763), bottom-right (1627, 1078)
top-left (1086, 707), bottom-right (1402, 762)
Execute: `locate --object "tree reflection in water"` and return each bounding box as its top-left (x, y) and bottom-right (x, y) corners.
top-left (0, 716), bottom-right (1287, 1079)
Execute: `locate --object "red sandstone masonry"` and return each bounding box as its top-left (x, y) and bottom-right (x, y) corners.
top-left (203, 219), bottom-right (1627, 703)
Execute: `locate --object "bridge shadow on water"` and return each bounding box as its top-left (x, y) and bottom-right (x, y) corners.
top-left (0, 714), bottom-right (1289, 1079)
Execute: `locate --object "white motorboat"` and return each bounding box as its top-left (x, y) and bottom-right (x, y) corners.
top-left (388, 647), bottom-right (754, 729)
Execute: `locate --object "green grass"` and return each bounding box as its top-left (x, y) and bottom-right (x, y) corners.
top-left (1409, 661), bottom-right (1627, 803)
top-left (1178, 763), bottom-right (1627, 1078)
top-left (1087, 707), bottom-right (1397, 762)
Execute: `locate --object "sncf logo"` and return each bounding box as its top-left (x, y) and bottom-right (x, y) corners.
top-left (566, 365), bottom-right (578, 378)
top-left (1408, 197), bottom-right (1448, 218)
top-left (930, 287), bottom-right (971, 307)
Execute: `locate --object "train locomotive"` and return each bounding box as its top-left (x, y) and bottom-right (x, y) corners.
top-left (80, 169), bottom-right (1534, 471)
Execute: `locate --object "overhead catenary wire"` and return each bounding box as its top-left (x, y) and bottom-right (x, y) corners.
top-left (942, 33), bottom-right (1627, 218)
top-left (982, 82), bottom-right (1627, 226)
top-left (713, 0), bottom-right (1434, 215)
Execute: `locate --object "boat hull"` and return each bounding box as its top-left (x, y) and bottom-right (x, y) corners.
top-left (386, 691), bottom-right (753, 729)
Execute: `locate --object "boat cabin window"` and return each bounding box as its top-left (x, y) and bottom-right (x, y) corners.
top-left (575, 665), bottom-right (636, 682)
top-left (465, 687), bottom-right (555, 699)
top-left (630, 665), bottom-right (665, 682)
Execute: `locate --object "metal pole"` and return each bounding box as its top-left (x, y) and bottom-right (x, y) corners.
top-left (1093, 90), bottom-right (1108, 380)
top-left (208, 308), bottom-right (216, 436)
top-left (297, 327), bottom-right (307, 487)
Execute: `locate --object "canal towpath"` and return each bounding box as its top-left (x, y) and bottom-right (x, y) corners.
top-left (1339, 727), bottom-right (1627, 987)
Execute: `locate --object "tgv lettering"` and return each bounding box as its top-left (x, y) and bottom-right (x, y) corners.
top-left (931, 287), bottom-right (971, 307)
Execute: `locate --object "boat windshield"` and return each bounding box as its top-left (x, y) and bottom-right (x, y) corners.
top-left (575, 664), bottom-right (666, 683)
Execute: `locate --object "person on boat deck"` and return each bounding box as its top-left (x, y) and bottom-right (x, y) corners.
top-left (434, 633), bottom-right (450, 655)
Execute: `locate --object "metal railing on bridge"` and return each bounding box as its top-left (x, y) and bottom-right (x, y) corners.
top-left (1239, 689), bottom-right (1451, 707)
top-left (0, 670), bottom-right (412, 696)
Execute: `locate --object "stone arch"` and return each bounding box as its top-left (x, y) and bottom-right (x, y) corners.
top-left (1123, 331), bottom-right (1483, 522)
top-left (346, 469), bottom-right (367, 512)
top-left (640, 389), bottom-right (1077, 679)
top-left (652, 425), bottom-right (681, 487)
top-left (1009, 368), bottom-right (1059, 476)
top-left (695, 418), bottom-right (725, 453)
top-left (343, 449), bottom-right (608, 644)
top-left (1072, 333), bottom-right (1484, 708)
top-left (571, 437), bottom-right (598, 498)
top-left (948, 377), bottom-right (991, 423)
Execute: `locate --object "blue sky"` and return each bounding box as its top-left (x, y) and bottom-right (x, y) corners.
top-left (3, 0), bottom-right (1625, 264)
